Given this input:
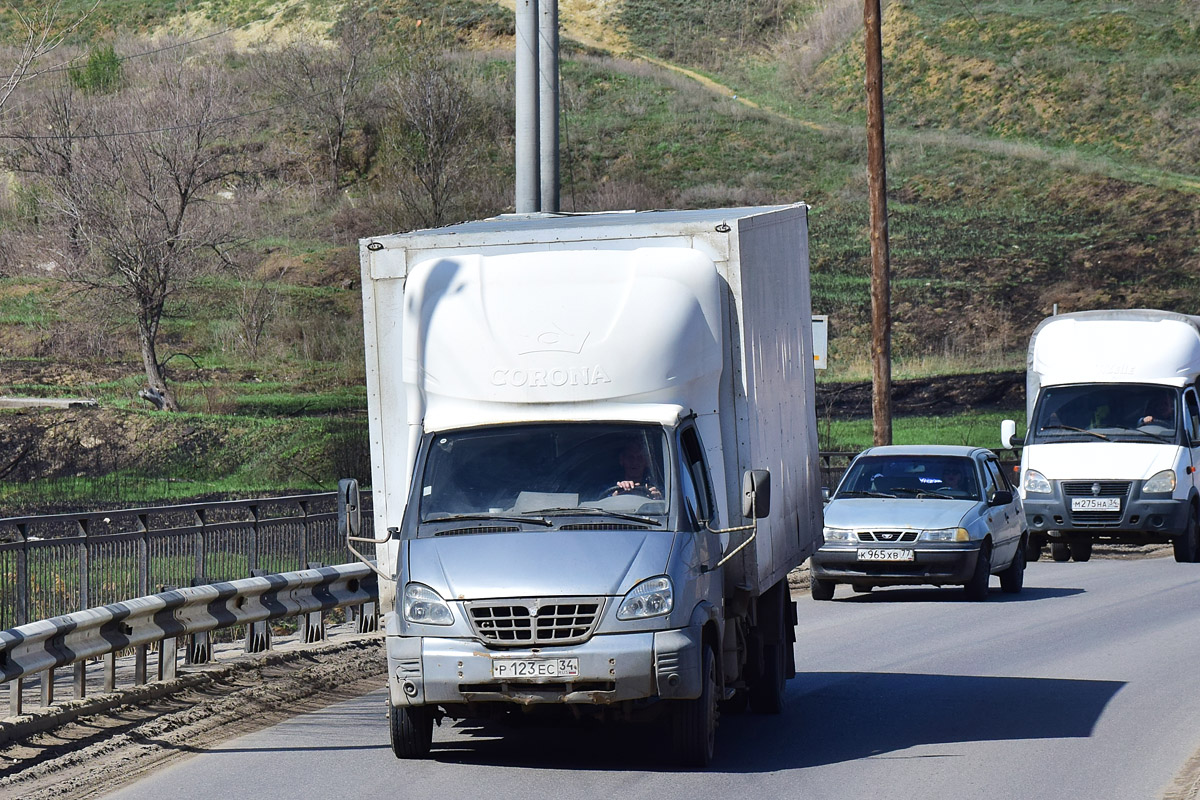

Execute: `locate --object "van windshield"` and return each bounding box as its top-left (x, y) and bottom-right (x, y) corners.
top-left (417, 423), bottom-right (671, 524)
top-left (1029, 384), bottom-right (1180, 444)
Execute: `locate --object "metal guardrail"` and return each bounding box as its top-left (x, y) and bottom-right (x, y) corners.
top-left (0, 492), bottom-right (374, 631)
top-left (0, 562), bottom-right (379, 720)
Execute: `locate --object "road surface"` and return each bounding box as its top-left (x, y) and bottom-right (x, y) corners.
top-left (103, 556), bottom-right (1200, 800)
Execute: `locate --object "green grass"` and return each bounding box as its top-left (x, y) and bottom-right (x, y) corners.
top-left (820, 409), bottom-right (1023, 452)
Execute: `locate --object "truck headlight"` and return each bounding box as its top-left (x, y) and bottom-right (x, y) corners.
top-left (1144, 469), bottom-right (1177, 494)
top-left (403, 583), bottom-right (454, 626)
top-left (1024, 469), bottom-right (1052, 494)
top-left (823, 526), bottom-right (854, 542)
top-left (919, 527), bottom-right (969, 542)
top-left (617, 576), bottom-right (673, 620)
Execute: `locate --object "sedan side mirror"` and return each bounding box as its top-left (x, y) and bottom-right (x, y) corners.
top-left (742, 469), bottom-right (771, 519)
top-left (989, 489), bottom-right (1014, 507)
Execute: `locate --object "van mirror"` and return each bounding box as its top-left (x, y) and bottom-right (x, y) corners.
top-left (742, 469), bottom-right (771, 519)
top-left (1001, 419), bottom-right (1023, 449)
top-left (338, 478), bottom-right (361, 540)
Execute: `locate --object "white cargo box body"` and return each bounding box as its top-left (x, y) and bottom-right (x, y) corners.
top-left (1026, 309), bottom-right (1200, 420)
top-left (359, 204), bottom-right (822, 597)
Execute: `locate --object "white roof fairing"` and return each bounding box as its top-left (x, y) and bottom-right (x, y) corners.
top-left (402, 247), bottom-right (725, 431)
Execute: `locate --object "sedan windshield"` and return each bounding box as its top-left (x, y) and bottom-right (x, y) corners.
top-left (1029, 384), bottom-right (1179, 444)
top-left (418, 422), bottom-right (670, 523)
top-left (837, 455), bottom-right (981, 501)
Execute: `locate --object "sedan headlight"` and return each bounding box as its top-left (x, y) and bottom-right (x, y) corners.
top-left (1144, 469), bottom-right (1177, 494)
top-left (403, 582), bottom-right (454, 626)
top-left (1024, 469), bottom-right (1052, 494)
top-left (919, 527), bottom-right (969, 543)
top-left (617, 576), bottom-right (673, 620)
top-left (823, 526), bottom-right (855, 542)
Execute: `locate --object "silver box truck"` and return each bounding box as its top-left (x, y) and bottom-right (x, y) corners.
top-left (340, 204), bottom-right (823, 766)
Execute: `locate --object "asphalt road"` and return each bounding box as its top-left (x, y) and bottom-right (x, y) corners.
top-left (103, 556), bottom-right (1200, 800)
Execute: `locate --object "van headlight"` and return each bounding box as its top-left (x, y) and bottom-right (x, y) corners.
top-left (403, 583), bottom-right (454, 626)
top-left (823, 526), bottom-right (854, 542)
top-left (617, 576), bottom-right (673, 620)
top-left (1024, 469), bottom-right (1052, 494)
top-left (1144, 469), bottom-right (1177, 494)
top-left (919, 527), bottom-right (969, 542)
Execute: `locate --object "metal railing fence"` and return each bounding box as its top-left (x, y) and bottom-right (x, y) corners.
top-left (0, 492), bottom-right (374, 631)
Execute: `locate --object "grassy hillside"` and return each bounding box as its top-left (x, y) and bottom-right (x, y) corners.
top-left (0, 0), bottom-right (1197, 508)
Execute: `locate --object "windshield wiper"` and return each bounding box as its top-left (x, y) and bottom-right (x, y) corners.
top-left (1039, 424), bottom-right (1109, 441)
top-left (525, 507), bottom-right (663, 527)
top-left (1108, 425), bottom-right (1175, 444)
top-left (424, 513), bottom-right (552, 527)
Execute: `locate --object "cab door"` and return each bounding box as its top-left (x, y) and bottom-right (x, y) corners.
top-left (1184, 388), bottom-right (1200, 496)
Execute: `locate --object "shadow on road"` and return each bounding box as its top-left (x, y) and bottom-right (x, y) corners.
top-left (834, 586), bottom-right (1086, 603)
top-left (429, 671), bottom-right (1123, 773)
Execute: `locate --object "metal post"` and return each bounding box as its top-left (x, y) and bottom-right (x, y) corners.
top-left (138, 513), bottom-right (150, 598)
top-left (538, 0), bottom-right (560, 212)
top-left (16, 522), bottom-right (28, 627)
top-left (134, 645), bottom-right (147, 686)
top-left (159, 637), bottom-right (177, 681)
top-left (78, 517), bottom-right (89, 612)
top-left (248, 503), bottom-right (259, 574)
top-left (74, 662), bottom-right (86, 700)
top-left (194, 508), bottom-right (206, 585)
top-left (865, 0), bottom-right (892, 446)
top-left (298, 500), bottom-right (310, 571)
top-left (103, 652), bottom-right (116, 692)
top-left (515, 0), bottom-right (540, 212)
top-left (9, 677), bottom-right (22, 717)
top-left (40, 667), bottom-right (54, 707)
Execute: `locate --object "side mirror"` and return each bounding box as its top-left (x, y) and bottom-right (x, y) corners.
top-left (742, 469), bottom-right (771, 519)
top-left (1000, 419), bottom-right (1024, 449)
top-left (338, 478), bottom-right (361, 540)
top-left (989, 489), bottom-right (1014, 507)
top-left (821, 486), bottom-right (831, 502)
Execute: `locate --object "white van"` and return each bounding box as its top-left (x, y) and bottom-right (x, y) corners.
top-left (1002, 309), bottom-right (1200, 563)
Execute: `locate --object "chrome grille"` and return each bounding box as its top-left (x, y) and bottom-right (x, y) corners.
top-left (1062, 481), bottom-right (1131, 497)
top-left (468, 598), bottom-right (602, 646)
top-left (858, 531), bottom-right (918, 543)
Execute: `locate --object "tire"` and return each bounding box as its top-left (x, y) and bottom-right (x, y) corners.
top-left (748, 586), bottom-right (788, 715)
top-left (963, 544), bottom-right (992, 601)
top-left (999, 538), bottom-right (1026, 594)
top-left (389, 702), bottom-right (434, 759)
top-left (672, 643), bottom-right (719, 767)
top-left (1069, 540), bottom-right (1092, 562)
top-left (810, 577), bottom-right (835, 601)
top-left (1174, 512), bottom-right (1199, 563)
top-left (1025, 541), bottom-right (1043, 563)
top-left (1050, 542), bottom-right (1071, 562)
top-left (851, 583), bottom-right (873, 593)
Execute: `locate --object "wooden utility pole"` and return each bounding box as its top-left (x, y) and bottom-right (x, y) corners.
top-left (865, 0), bottom-right (892, 445)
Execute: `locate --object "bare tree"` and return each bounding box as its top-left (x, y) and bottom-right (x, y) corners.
top-left (256, 1), bottom-right (381, 193)
top-left (10, 54), bottom-right (248, 411)
top-left (0, 1), bottom-right (96, 115)
top-left (381, 51), bottom-right (493, 227)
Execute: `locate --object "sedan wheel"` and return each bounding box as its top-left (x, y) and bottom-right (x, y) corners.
top-left (963, 545), bottom-right (992, 601)
top-left (999, 538), bottom-right (1026, 594)
top-left (810, 577), bottom-right (835, 601)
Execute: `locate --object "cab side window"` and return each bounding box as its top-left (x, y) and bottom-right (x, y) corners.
top-left (1186, 390), bottom-right (1200, 444)
top-left (679, 427), bottom-right (716, 528)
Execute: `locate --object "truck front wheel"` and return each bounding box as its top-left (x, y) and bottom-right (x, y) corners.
top-left (389, 702), bottom-right (434, 759)
top-left (1174, 512), bottom-right (1199, 563)
top-left (672, 643), bottom-right (718, 767)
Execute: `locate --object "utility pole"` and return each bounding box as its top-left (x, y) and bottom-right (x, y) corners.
top-left (515, 0), bottom-right (540, 213)
top-left (538, 0), bottom-right (560, 213)
top-left (865, 0), bottom-right (892, 445)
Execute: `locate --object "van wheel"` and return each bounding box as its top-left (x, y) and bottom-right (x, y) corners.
top-left (672, 643), bottom-right (718, 767)
top-left (389, 702), bottom-right (434, 759)
top-left (1050, 542), bottom-right (1071, 562)
top-left (999, 539), bottom-right (1026, 594)
top-left (1174, 512), bottom-right (1199, 563)
top-left (1069, 540), bottom-right (1092, 562)
top-left (748, 585), bottom-right (788, 714)
top-left (963, 544), bottom-right (992, 601)
top-left (810, 578), bottom-right (835, 601)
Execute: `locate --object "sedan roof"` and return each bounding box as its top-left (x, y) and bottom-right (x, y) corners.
top-left (857, 444), bottom-right (991, 458)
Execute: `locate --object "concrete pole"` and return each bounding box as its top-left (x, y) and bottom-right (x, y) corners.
top-left (515, 0), bottom-right (540, 213)
top-left (865, 0), bottom-right (892, 445)
top-left (538, 0), bottom-right (560, 212)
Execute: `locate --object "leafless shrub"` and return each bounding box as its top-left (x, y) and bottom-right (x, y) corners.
top-left (776, 0), bottom-right (862, 87)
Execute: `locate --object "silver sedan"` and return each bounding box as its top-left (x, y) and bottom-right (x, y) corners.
top-left (810, 445), bottom-right (1027, 601)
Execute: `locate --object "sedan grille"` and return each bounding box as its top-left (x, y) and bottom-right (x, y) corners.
top-left (857, 531), bottom-right (918, 543)
top-left (467, 598), bottom-right (602, 646)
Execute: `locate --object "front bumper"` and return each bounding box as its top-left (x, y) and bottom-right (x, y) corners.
top-left (386, 627), bottom-right (703, 708)
top-left (1024, 486), bottom-right (1188, 539)
top-left (810, 544), bottom-right (982, 587)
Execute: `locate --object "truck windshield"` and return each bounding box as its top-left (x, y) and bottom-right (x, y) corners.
top-left (1029, 384), bottom-right (1180, 444)
top-left (417, 423), bottom-right (671, 523)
